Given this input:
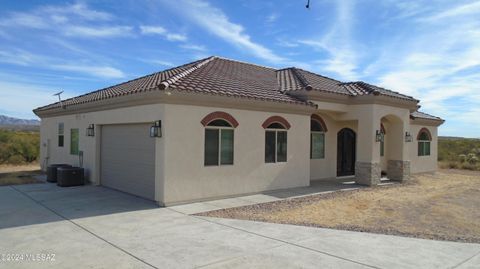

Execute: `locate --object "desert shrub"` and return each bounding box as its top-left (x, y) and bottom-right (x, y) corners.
top-left (6, 154), bottom-right (26, 165)
top-left (0, 129), bottom-right (39, 164)
top-left (460, 162), bottom-right (478, 171)
top-left (447, 161), bottom-right (460, 169)
top-left (466, 153), bottom-right (478, 164)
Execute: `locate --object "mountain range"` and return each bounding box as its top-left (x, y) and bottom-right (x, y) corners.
top-left (0, 115), bottom-right (40, 126)
top-left (0, 115), bottom-right (40, 131)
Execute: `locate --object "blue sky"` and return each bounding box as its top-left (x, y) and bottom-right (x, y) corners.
top-left (0, 0), bottom-right (479, 137)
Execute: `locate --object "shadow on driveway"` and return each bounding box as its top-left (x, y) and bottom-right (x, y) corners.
top-left (0, 183), bottom-right (158, 230)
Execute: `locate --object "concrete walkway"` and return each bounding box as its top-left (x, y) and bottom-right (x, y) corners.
top-left (169, 177), bottom-right (377, 214)
top-left (0, 183), bottom-right (478, 269)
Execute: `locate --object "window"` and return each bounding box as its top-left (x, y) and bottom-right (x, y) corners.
top-left (58, 123), bottom-right (64, 147)
top-left (417, 129), bottom-right (431, 156)
top-left (265, 122), bottom-right (287, 163)
top-left (204, 119), bottom-right (234, 166)
top-left (380, 140), bottom-right (385, 157)
top-left (70, 128), bottom-right (79, 155)
top-left (311, 119), bottom-right (325, 159)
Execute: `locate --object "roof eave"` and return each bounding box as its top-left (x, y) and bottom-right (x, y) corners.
top-left (34, 89), bottom-right (316, 118)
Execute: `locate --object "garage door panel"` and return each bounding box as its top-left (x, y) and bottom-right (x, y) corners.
top-left (101, 124), bottom-right (155, 200)
top-left (101, 138), bottom-right (154, 149)
top-left (101, 148), bottom-right (154, 162)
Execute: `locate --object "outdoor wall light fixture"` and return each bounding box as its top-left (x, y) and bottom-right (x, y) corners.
top-left (86, 124), bottom-right (95, 137)
top-left (150, 120), bottom-right (162, 138)
top-left (375, 130), bottom-right (384, 142)
top-left (405, 131), bottom-right (413, 142)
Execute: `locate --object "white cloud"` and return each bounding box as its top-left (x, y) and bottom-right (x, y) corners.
top-left (144, 60), bottom-right (175, 67)
top-left (166, 33), bottom-right (187, 41)
top-left (139, 25), bottom-right (187, 42)
top-left (0, 49), bottom-right (43, 66)
top-left (63, 25), bottom-right (133, 38)
top-left (0, 49), bottom-right (125, 79)
top-left (139, 25), bottom-right (167, 35)
top-left (422, 1), bottom-right (480, 22)
top-left (50, 64), bottom-right (125, 79)
top-left (0, 12), bottom-right (48, 29)
top-left (161, 0), bottom-right (286, 64)
top-left (37, 3), bottom-right (113, 21)
top-left (0, 3), bottom-right (129, 39)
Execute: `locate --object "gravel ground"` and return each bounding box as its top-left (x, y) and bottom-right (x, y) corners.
top-left (0, 164), bottom-right (43, 186)
top-left (198, 169), bottom-right (480, 243)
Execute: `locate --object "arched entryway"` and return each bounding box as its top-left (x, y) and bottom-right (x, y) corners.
top-left (380, 114), bottom-right (409, 181)
top-left (337, 128), bottom-right (356, 176)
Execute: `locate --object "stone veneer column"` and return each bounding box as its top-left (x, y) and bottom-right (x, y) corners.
top-left (355, 161), bottom-right (381, 186)
top-left (387, 160), bottom-right (411, 182)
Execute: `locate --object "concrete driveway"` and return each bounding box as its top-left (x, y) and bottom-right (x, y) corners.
top-left (0, 183), bottom-right (479, 269)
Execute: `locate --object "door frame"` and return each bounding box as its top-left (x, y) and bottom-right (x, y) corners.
top-left (337, 128), bottom-right (356, 177)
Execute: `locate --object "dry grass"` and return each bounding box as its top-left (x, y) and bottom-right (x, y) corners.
top-left (0, 164), bottom-right (43, 186)
top-left (199, 169), bottom-right (480, 243)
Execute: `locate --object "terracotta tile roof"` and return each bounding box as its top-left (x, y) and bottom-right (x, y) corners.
top-left (164, 57), bottom-right (310, 106)
top-left (277, 67), bottom-right (416, 101)
top-left (410, 111), bottom-right (444, 122)
top-left (276, 68), bottom-right (349, 95)
top-left (34, 56), bottom-right (419, 113)
top-left (341, 81), bottom-right (417, 101)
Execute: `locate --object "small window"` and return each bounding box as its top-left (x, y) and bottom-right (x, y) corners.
top-left (70, 128), bottom-right (79, 155)
top-left (265, 123), bottom-right (287, 163)
top-left (58, 123), bottom-right (64, 147)
top-left (380, 140), bottom-right (385, 157)
top-left (204, 119), bottom-right (234, 166)
top-left (418, 130), bottom-right (431, 156)
top-left (310, 119), bottom-right (325, 159)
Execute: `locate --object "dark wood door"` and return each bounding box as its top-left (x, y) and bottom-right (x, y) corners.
top-left (337, 128), bottom-right (356, 176)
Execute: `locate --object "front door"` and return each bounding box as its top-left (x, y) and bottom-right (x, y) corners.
top-left (337, 128), bottom-right (356, 176)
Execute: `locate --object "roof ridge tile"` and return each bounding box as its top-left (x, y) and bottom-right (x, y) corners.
top-left (158, 56), bottom-right (216, 90)
top-left (290, 68), bottom-right (313, 91)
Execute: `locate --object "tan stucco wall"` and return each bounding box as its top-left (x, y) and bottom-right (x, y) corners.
top-left (38, 103), bottom-right (166, 202)
top-left (161, 104), bottom-right (311, 205)
top-left (409, 123), bottom-right (438, 173)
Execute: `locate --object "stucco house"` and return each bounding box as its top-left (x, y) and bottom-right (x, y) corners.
top-left (33, 56), bottom-right (444, 206)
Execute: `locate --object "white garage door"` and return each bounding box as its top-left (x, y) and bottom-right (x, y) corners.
top-left (101, 124), bottom-right (155, 200)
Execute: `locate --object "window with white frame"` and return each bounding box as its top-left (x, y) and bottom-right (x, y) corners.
top-left (265, 122), bottom-right (287, 163)
top-left (58, 123), bottom-right (64, 147)
top-left (204, 119), bottom-right (234, 166)
top-left (310, 119), bottom-right (325, 159)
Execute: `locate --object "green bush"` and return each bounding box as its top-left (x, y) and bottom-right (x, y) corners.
top-left (0, 129), bottom-right (39, 164)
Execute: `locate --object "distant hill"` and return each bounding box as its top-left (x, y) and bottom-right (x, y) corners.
top-left (439, 136), bottom-right (480, 141)
top-left (0, 115), bottom-right (40, 131)
top-left (0, 115), bottom-right (39, 126)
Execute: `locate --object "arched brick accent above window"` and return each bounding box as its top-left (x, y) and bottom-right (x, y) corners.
top-left (311, 114), bottom-right (328, 132)
top-left (417, 127), bottom-right (432, 141)
top-left (262, 116), bottom-right (291, 129)
top-left (201, 111), bottom-right (239, 127)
